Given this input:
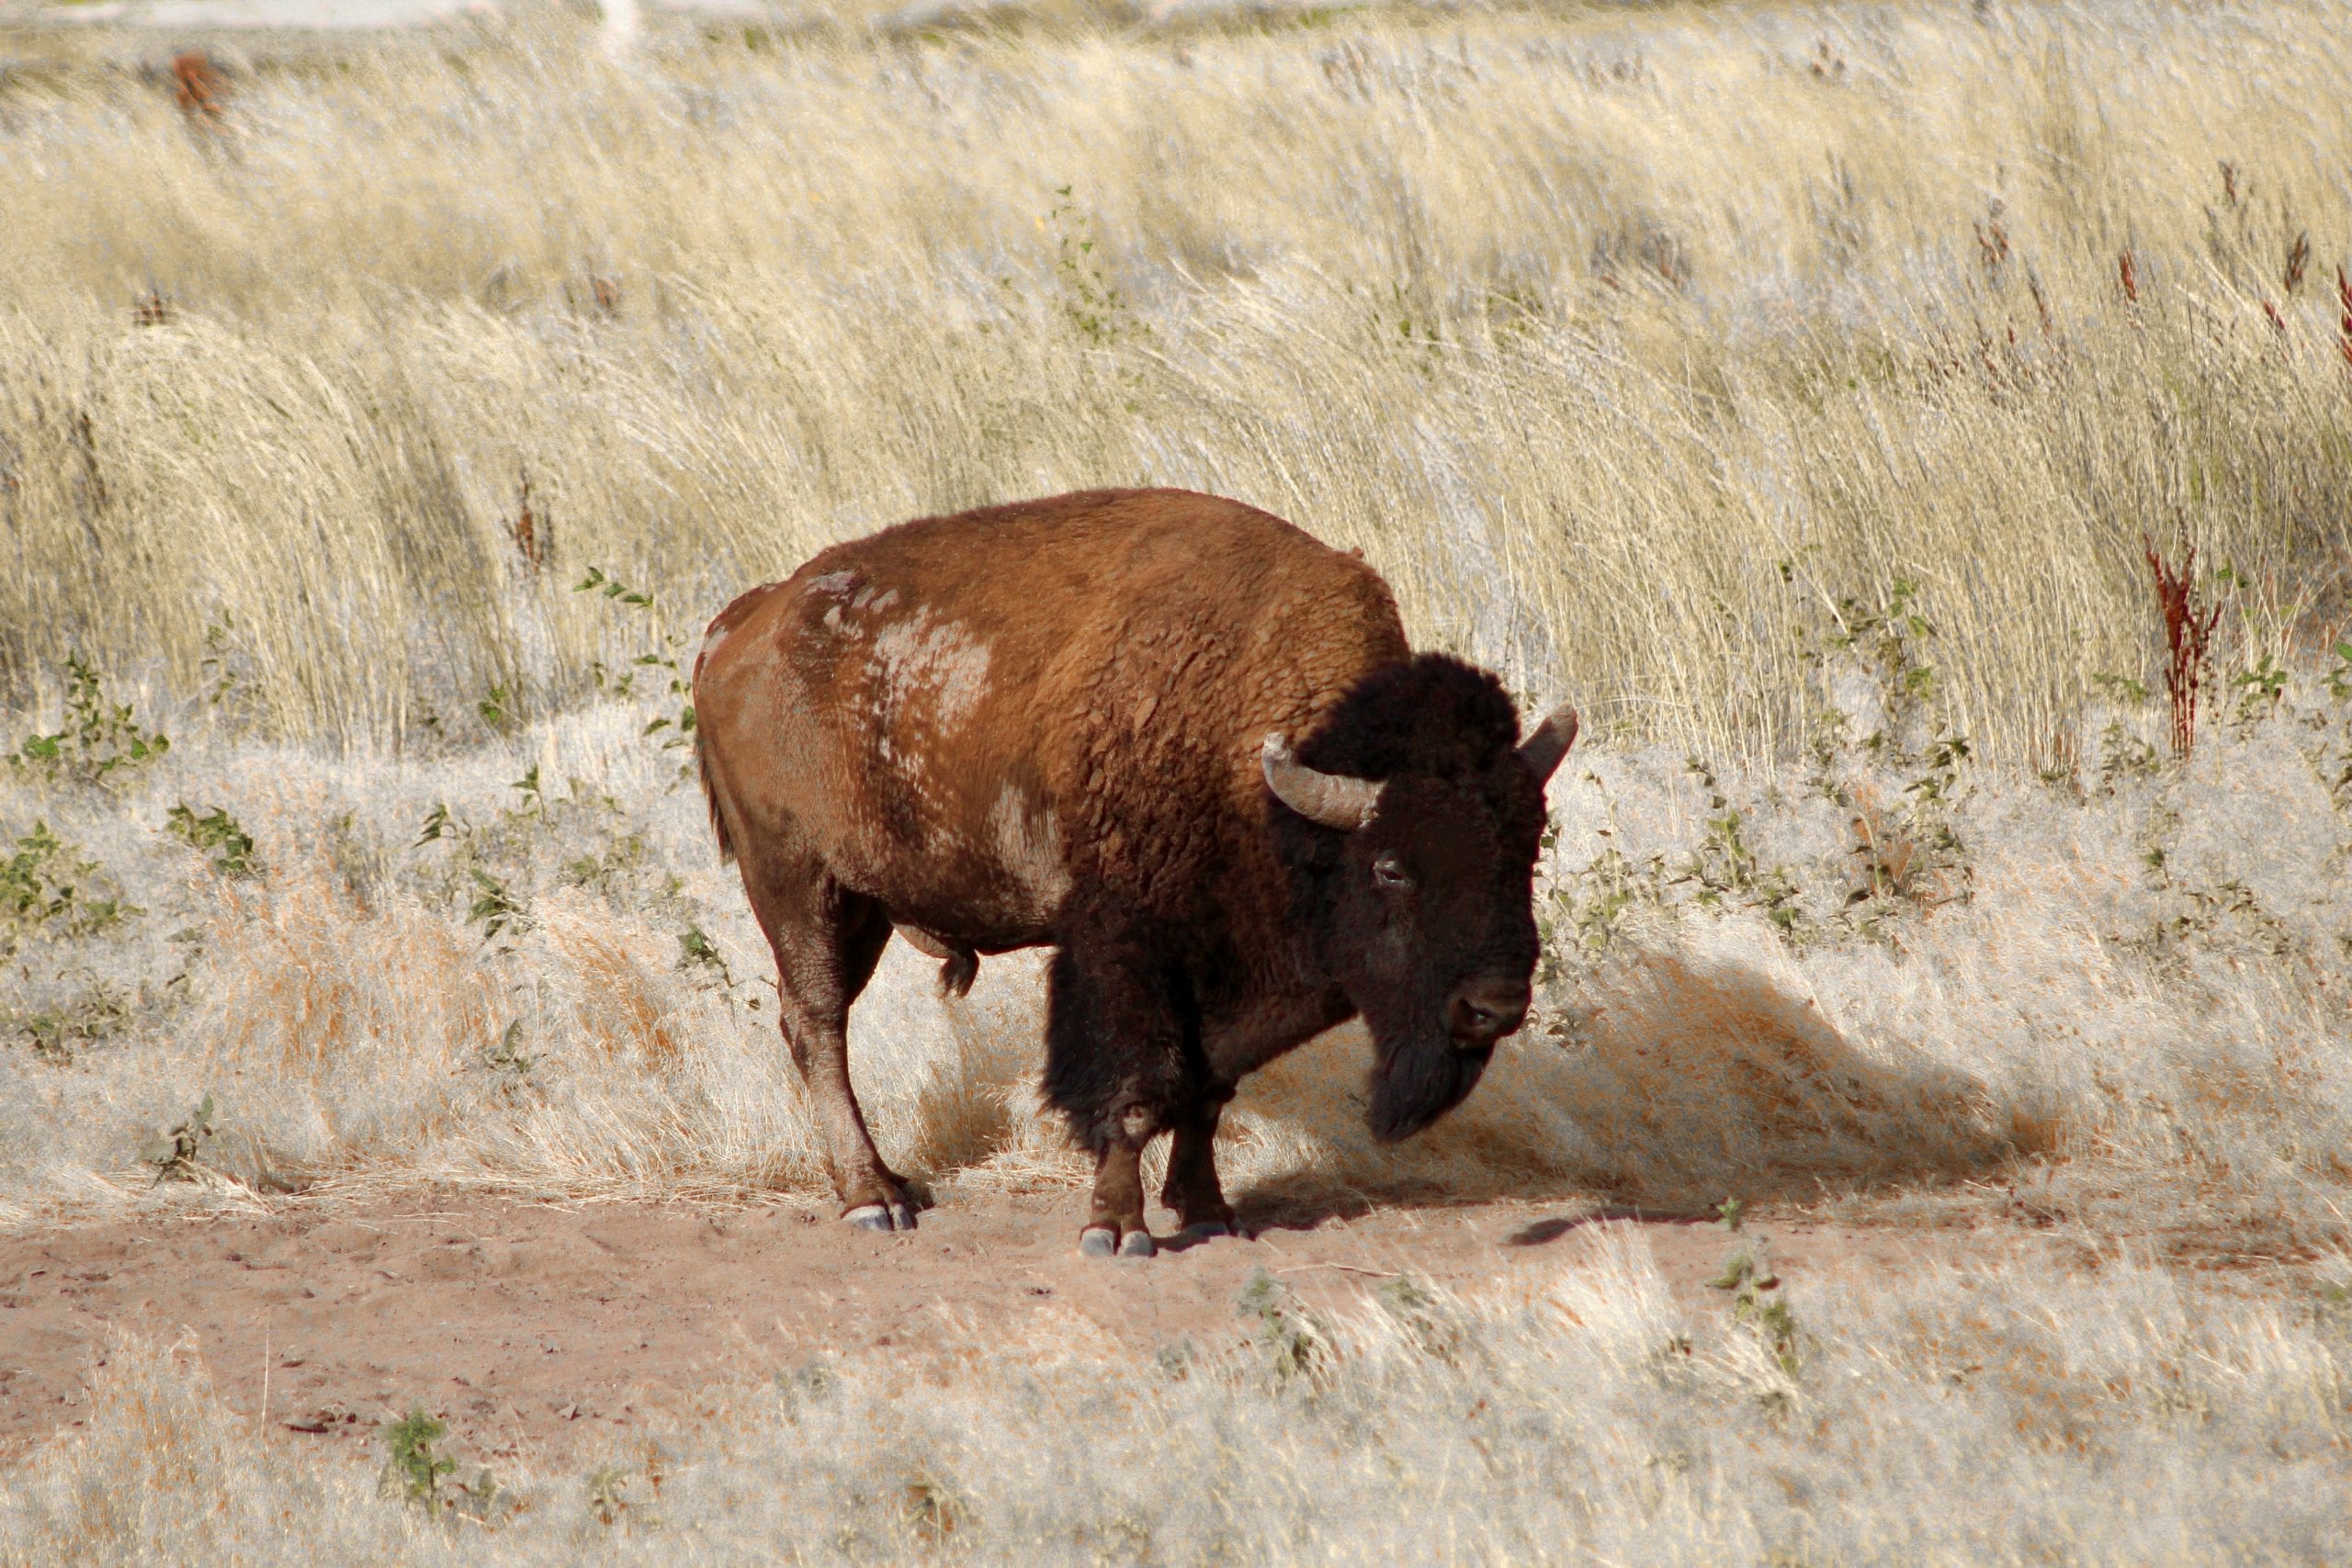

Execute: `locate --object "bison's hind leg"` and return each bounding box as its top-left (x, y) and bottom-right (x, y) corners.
top-left (740, 847), bottom-right (916, 1232)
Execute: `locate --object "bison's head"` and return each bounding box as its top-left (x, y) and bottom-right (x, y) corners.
top-left (1264, 656), bottom-right (1576, 1143)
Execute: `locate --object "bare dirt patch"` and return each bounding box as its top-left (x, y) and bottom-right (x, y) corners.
top-left (0, 1190), bottom-right (2040, 1468)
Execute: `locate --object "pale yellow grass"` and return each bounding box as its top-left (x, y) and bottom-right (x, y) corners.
top-left (5, 1229), bottom-right (2348, 1563)
top-left (3, 0), bottom-right (2348, 759)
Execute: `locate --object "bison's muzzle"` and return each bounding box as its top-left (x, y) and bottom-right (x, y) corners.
top-left (1448, 975), bottom-right (1532, 1045)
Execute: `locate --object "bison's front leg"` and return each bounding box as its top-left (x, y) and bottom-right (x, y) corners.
top-left (1044, 931), bottom-right (1194, 1259)
top-left (1082, 1105), bottom-right (1159, 1259)
top-left (1160, 1097), bottom-right (1238, 1237)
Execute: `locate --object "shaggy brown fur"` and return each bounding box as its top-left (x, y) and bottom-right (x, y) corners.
top-left (694, 488), bottom-right (1573, 1252)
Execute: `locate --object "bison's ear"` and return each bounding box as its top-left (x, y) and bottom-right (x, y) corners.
top-left (1262, 734), bottom-right (1385, 832)
top-left (1517, 704), bottom-right (1579, 787)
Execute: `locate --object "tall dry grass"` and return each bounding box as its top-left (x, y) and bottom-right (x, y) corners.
top-left (1, 0), bottom-right (2348, 761)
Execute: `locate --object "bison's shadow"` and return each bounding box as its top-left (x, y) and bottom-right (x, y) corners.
top-left (1223, 947), bottom-right (2022, 1234)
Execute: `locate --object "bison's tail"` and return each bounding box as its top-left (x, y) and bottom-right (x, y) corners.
top-left (696, 730), bottom-right (736, 864)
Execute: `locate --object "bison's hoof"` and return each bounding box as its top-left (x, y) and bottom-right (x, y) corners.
top-left (1080, 1226), bottom-right (1154, 1258)
top-left (845, 1202), bottom-right (917, 1234)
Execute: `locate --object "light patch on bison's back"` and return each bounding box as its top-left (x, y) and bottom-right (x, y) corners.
top-left (989, 784), bottom-right (1071, 914)
top-left (870, 607), bottom-right (993, 732)
top-left (697, 617), bottom-right (733, 664)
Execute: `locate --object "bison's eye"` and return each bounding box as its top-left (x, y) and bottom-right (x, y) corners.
top-left (1372, 853), bottom-right (1413, 890)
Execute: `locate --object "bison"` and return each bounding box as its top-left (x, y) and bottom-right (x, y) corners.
top-left (693, 489), bottom-right (1576, 1256)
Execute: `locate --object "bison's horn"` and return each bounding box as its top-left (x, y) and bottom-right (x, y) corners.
top-left (1261, 734), bottom-right (1385, 832)
top-left (1518, 704), bottom-right (1580, 785)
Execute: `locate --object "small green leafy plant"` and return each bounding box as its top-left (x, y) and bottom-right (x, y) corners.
top-left (384, 1407), bottom-right (457, 1505)
top-left (414, 775), bottom-right (682, 941)
top-left (575, 565), bottom-right (654, 607)
top-left (676, 922), bottom-right (732, 984)
top-left (1821, 576), bottom-right (1939, 752)
top-left (467, 868), bottom-right (526, 940)
top-left (11, 969), bottom-right (134, 1065)
top-left (8, 657), bottom-right (170, 786)
top-left (3, 821), bottom-right (135, 954)
top-left (476, 682), bottom-right (522, 735)
top-left (508, 764), bottom-right (547, 818)
top-left (2230, 652), bottom-right (2289, 728)
top-left (584, 1463), bottom-right (631, 1527)
top-left (1707, 1198), bottom-right (1802, 1380)
top-left (1678, 759), bottom-right (1809, 939)
top-left (383, 1406), bottom-right (506, 1522)
top-left (2092, 671), bottom-right (2150, 707)
top-left (563, 825), bottom-right (650, 896)
top-left (2144, 875), bottom-right (2297, 961)
top-left (1535, 775), bottom-right (1671, 976)
top-left (1785, 576), bottom-right (1976, 926)
top-left (140, 1094), bottom-right (217, 1183)
top-left (1376, 1272), bottom-right (1467, 1362)
top-left (1238, 1268), bottom-right (1328, 1388)
top-left (481, 1019), bottom-right (534, 1080)
top-left (413, 801), bottom-right (463, 846)
top-left (1046, 184), bottom-right (1139, 347)
top-left (576, 568), bottom-right (696, 769)
top-left (164, 803), bottom-right (259, 879)
top-left (2325, 641), bottom-right (2352, 703)
top-left (198, 609), bottom-right (249, 710)
top-left (411, 800), bottom-right (540, 939)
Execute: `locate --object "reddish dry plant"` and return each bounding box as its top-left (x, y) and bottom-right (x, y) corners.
top-left (590, 275), bottom-right (622, 315)
top-left (171, 51), bottom-right (229, 123)
top-left (132, 291), bottom-right (172, 327)
top-left (2143, 536), bottom-right (2222, 759)
top-left (2262, 299), bottom-right (2288, 337)
top-left (1975, 204), bottom-right (2010, 276)
top-left (2336, 265), bottom-right (2352, 370)
top-left (509, 474), bottom-right (547, 570)
top-left (2118, 249), bottom-right (2140, 308)
top-left (2284, 231), bottom-right (2310, 294)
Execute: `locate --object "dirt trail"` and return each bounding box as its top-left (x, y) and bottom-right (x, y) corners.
top-left (0, 1191), bottom-right (2001, 1466)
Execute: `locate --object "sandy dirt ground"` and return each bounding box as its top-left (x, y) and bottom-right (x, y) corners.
top-left (0, 1190), bottom-right (2028, 1467)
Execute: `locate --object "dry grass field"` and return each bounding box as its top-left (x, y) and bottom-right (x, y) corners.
top-left (4, 0), bottom-right (2352, 1561)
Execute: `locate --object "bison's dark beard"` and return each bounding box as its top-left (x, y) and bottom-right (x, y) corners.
top-left (1366, 1031), bottom-right (1494, 1143)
